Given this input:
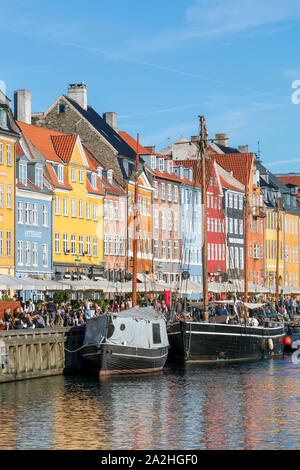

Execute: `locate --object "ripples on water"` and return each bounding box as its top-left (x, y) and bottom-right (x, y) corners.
top-left (1, 357), bottom-right (300, 450)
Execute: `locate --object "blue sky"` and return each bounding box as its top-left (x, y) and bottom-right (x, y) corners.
top-left (1, 0), bottom-right (300, 171)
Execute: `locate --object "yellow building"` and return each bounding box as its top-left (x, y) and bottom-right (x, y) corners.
top-left (0, 96), bottom-right (20, 275)
top-left (284, 212), bottom-right (299, 289)
top-left (17, 122), bottom-right (105, 281)
top-left (264, 208), bottom-right (284, 289)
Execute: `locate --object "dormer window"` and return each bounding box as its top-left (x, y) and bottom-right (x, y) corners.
top-left (57, 165), bottom-right (64, 183)
top-left (97, 167), bottom-right (102, 179)
top-left (58, 104), bottom-right (66, 114)
top-left (189, 168), bottom-right (193, 182)
top-left (151, 156), bottom-right (156, 170)
top-left (179, 166), bottom-right (184, 180)
top-left (159, 158), bottom-right (164, 172)
top-left (19, 162), bottom-right (27, 186)
top-left (91, 173), bottom-right (97, 190)
top-left (35, 166), bottom-right (43, 189)
top-left (0, 109), bottom-right (8, 129)
top-left (167, 160), bottom-right (172, 174)
top-left (107, 169), bottom-right (113, 184)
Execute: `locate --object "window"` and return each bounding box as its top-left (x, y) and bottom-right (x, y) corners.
top-left (79, 200), bottom-right (84, 218)
top-left (63, 233), bottom-right (68, 254)
top-left (168, 240), bottom-right (172, 259)
top-left (151, 156), bottom-right (156, 169)
top-left (17, 240), bottom-right (23, 265)
top-left (162, 240), bottom-right (166, 258)
top-left (91, 173), bottom-right (97, 190)
top-left (161, 211), bottom-right (166, 231)
top-left (0, 143), bottom-right (2, 164)
top-left (35, 166), bottom-right (43, 188)
top-left (55, 233), bottom-right (60, 253)
top-left (79, 235), bottom-right (84, 255)
top-left (147, 197), bottom-right (151, 216)
top-left (19, 162), bottom-right (27, 186)
top-left (154, 239), bottom-right (159, 257)
top-left (58, 104), bottom-right (66, 114)
top-left (120, 236), bottom-right (125, 256)
top-left (42, 244), bottom-right (48, 267)
top-left (228, 193), bottom-right (233, 208)
top-left (109, 235), bottom-right (114, 255)
top-left (115, 235), bottom-right (119, 256)
top-left (71, 168), bottom-right (76, 182)
top-left (71, 234), bottom-right (76, 255)
top-left (6, 185), bottom-right (11, 209)
top-left (127, 229), bottom-right (131, 252)
top-left (104, 235), bottom-right (108, 255)
top-left (43, 205), bottom-right (48, 226)
top-left (32, 203), bottom-right (38, 225)
top-left (57, 165), bottom-right (64, 183)
top-left (86, 202), bottom-right (91, 220)
top-left (239, 195), bottom-right (243, 210)
top-left (86, 236), bottom-right (91, 256)
top-left (174, 241), bottom-right (178, 259)
top-left (103, 199), bottom-right (108, 219)
top-left (174, 186), bottom-right (178, 203)
top-left (93, 203), bottom-right (97, 221)
top-left (168, 184), bottom-right (172, 201)
top-left (168, 212), bottom-right (172, 231)
top-left (63, 198), bottom-right (68, 216)
top-left (159, 159), bottom-right (164, 172)
top-left (79, 170), bottom-right (83, 183)
top-left (18, 201), bottom-right (23, 224)
top-left (55, 196), bottom-right (60, 215)
top-left (25, 202), bottom-right (31, 224)
top-left (154, 209), bottom-right (159, 230)
top-left (115, 201), bottom-right (119, 220)
top-left (109, 200), bottom-right (114, 220)
top-left (6, 144), bottom-right (12, 166)
top-left (239, 219), bottom-right (243, 235)
top-left (0, 184), bottom-right (3, 208)
top-left (174, 213), bottom-right (178, 232)
top-left (25, 241), bottom-right (30, 265)
top-left (161, 183), bottom-right (165, 200)
top-left (32, 242), bottom-right (38, 266)
top-left (0, 110), bottom-right (7, 129)
top-left (71, 199), bottom-right (76, 218)
top-left (93, 237), bottom-right (98, 257)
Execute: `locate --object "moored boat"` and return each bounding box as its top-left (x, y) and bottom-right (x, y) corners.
top-left (81, 306), bottom-right (169, 375)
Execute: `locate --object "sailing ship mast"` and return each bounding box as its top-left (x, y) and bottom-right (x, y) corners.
top-left (132, 133), bottom-right (139, 307)
top-left (200, 116), bottom-right (209, 322)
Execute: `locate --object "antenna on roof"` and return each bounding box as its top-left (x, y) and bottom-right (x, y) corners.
top-left (256, 140), bottom-right (261, 162)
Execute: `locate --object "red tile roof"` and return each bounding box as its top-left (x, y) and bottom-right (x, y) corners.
top-left (219, 176), bottom-right (243, 192)
top-left (175, 158), bottom-right (215, 189)
top-left (86, 178), bottom-right (105, 196)
top-left (213, 153), bottom-right (254, 187)
top-left (276, 175), bottom-right (300, 187)
top-left (16, 121), bottom-right (65, 163)
top-left (119, 131), bottom-right (151, 154)
top-left (45, 163), bottom-right (72, 190)
top-left (16, 142), bottom-right (25, 157)
top-left (51, 135), bottom-right (78, 163)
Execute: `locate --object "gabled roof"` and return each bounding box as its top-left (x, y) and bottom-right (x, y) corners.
top-left (213, 153), bottom-right (254, 187)
top-left (175, 158), bottom-right (215, 189)
top-left (51, 134), bottom-right (78, 163)
top-left (17, 121), bottom-right (64, 163)
top-left (215, 162), bottom-right (244, 192)
top-left (63, 96), bottom-right (138, 160)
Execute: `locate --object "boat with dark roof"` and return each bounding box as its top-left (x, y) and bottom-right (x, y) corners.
top-left (81, 306), bottom-right (169, 375)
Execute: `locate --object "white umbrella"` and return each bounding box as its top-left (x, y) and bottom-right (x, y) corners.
top-left (0, 275), bottom-right (23, 290)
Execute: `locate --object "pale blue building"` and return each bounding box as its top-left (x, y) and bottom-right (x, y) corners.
top-left (15, 137), bottom-right (53, 301)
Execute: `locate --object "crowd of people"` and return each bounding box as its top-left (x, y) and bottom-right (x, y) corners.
top-left (0, 296), bottom-right (135, 330)
top-left (0, 294), bottom-right (299, 330)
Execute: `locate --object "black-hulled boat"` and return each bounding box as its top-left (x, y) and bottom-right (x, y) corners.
top-left (81, 306), bottom-right (169, 375)
top-left (167, 316), bottom-right (285, 363)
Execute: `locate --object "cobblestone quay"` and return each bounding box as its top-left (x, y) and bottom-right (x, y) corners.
top-left (0, 326), bottom-right (85, 383)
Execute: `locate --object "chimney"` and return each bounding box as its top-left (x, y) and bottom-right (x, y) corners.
top-left (14, 89), bottom-right (31, 124)
top-left (215, 133), bottom-right (228, 147)
top-left (68, 82), bottom-right (87, 110)
top-left (144, 146), bottom-right (156, 154)
top-left (238, 145), bottom-right (248, 153)
top-left (190, 136), bottom-right (198, 143)
top-left (103, 112), bottom-right (118, 132)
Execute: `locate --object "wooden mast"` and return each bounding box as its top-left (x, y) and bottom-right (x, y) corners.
top-left (276, 197), bottom-right (280, 307)
top-left (200, 116), bottom-right (209, 322)
top-left (132, 133), bottom-right (139, 307)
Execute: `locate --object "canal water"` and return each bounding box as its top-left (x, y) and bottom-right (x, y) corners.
top-left (0, 356), bottom-right (300, 450)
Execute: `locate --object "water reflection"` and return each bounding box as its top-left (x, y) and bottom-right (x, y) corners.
top-left (1, 358), bottom-right (300, 449)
